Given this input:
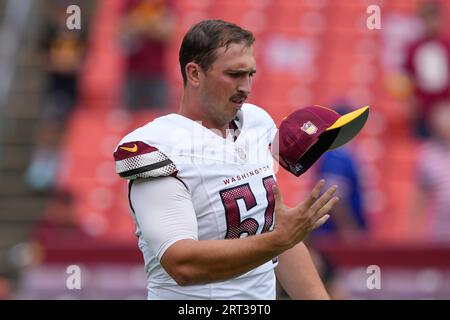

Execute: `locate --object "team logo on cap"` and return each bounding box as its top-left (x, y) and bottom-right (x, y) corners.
top-left (301, 121), bottom-right (318, 135)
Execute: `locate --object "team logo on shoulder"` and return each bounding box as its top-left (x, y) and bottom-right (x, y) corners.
top-left (120, 143), bottom-right (138, 153)
top-left (300, 121), bottom-right (317, 135)
top-left (114, 141), bottom-right (157, 161)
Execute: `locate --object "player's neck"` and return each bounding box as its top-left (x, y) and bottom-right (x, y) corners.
top-left (179, 92), bottom-right (229, 137)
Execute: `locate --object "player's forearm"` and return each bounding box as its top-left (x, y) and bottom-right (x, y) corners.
top-left (275, 242), bottom-right (329, 299)
top-left (160, 232), bottom-right (285, 286)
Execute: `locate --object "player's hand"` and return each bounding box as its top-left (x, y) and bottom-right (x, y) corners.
top-left (271, 180), bottom-right (339, 249)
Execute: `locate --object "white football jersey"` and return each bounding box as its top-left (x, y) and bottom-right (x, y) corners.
top-left (114, 103), bottom-right (279, 299)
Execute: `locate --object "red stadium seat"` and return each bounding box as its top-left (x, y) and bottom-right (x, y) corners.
top-left (46, 0), bottom-right (440, 244)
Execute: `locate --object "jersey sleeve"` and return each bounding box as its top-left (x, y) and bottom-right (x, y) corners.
top-left (114, 140), bottom-right (178, 180)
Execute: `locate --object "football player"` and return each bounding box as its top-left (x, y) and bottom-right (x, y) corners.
top-left (114, 19), bottom-right (368, 299)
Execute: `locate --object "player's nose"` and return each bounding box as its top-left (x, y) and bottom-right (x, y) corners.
top-left (237, 75), bottom-right (252, 96)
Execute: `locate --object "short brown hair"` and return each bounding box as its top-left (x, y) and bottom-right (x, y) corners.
top-left (179, 20), bottom-right (255, 85)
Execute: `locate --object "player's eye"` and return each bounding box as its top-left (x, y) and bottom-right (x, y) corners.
top-left (228, 72), bottom-right (243, 78)
top-left (228, 71), bottom-right (256, 78)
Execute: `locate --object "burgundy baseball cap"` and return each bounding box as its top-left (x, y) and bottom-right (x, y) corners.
top-left (271, 105), bottom-right (369, 176)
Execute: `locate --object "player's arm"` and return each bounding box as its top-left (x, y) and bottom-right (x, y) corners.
top-left (131, 177), bottom-right (338, 286)
top-left (275, 242), bottom-right (329, 299)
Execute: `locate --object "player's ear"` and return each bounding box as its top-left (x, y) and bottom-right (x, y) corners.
top-left (185, 62), bottom-right (201, 87)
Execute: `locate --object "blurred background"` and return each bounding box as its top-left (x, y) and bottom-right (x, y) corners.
top-left (0, 0), bottom-right (450, 299)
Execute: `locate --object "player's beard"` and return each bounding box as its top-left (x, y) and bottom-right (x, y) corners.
top-left (222, 95), bottom-right (246, 123)
top-left (200, 93), bottom-right (237, 128)
top-left (210, 101), bottom-right (237, 127)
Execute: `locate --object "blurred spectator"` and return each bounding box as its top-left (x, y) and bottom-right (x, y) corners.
top-left (308, 105), bottom-right (368, 298)
top-left (310, 144), bottom-right (367, 298)
top-left (119, 0), bottom-right (175, 110)
top-left (410, 100), bottom-right (450, 242)
top-left (24, 2), bottom-right (86, 192)
top-left (312, 147), bottom-right (367, 242)
top-left (403, 0), bottom-right (450, 138)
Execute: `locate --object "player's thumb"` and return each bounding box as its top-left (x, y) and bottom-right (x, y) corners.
top-left (272, 184), bottom-right (284, 210)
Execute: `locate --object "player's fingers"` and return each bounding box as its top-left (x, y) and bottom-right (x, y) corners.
top-left (311, 196), bottom-right (339, 223)
top-left (309, 185), bottom-right (338, 214)
top-left (312, 214), bottom-right (330, 230)
top-left (298, 179), bottom-right (325, 210)
top-left (272, 184), bottom-right (284, 211)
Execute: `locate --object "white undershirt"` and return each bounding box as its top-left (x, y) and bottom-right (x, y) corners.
top-left (130, 177), bottom-right (198, 261)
